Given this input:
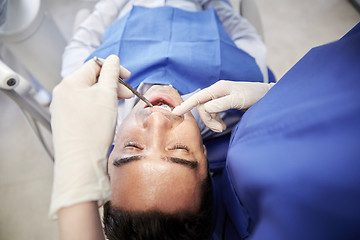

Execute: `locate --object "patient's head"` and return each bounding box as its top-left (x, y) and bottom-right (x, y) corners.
top-left (105, 85), bottom-right (212, 239)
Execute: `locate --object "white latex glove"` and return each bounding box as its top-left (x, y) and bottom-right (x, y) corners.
top-left (172, 80), bottom-right (275, 132)
top-left (49, 55), bottom-right (132, 219)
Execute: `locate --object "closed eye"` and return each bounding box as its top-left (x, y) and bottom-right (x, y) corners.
top-left (171, 144), bottom-right (190, 152)
top-left (123, 142), bottom-right (143, 150)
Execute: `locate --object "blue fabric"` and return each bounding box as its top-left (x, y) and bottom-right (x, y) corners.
top-left (222, 22), bottom-right (360, 239)
top-left (267, 68), bottom-right (276, 83)
top-left (87, 6), bottom-right (263, 94)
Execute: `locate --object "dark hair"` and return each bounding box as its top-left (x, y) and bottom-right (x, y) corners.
top-left (103, 173), bottom-right (213, 240)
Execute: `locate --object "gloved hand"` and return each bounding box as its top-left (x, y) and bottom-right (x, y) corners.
top-left (49, 55), bottom-right (132, 219)
top-left (172, 80), bottom-right (275, 132)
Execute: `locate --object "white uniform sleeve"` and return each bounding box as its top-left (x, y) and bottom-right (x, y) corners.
top-left (61, 0), bottom-right (130, 77)
top-left (202, 0), bottom-right (268, 82)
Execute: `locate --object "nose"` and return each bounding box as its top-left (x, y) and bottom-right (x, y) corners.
top-left (143, 111), bottom-right (173, 130)
top-left (142, 111), bottom-right (173, 148)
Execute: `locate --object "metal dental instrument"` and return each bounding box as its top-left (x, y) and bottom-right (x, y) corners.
top-left (93, 57), bottom-right (153, 107)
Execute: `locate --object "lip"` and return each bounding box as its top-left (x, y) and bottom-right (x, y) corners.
top-left (146, 94), bottom-right (177, 108)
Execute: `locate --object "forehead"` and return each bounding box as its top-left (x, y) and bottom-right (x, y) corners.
top-left (109, 155), bottom-right (203, 213)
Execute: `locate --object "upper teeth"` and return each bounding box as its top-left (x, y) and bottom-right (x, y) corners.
top-left (153, 104), bottom-right (172, 112)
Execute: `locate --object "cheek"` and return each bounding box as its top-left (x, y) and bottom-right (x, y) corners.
top-left (175, 122), bottom-right (203, 144)
top-left (111, 120), bottom-right (142, 156)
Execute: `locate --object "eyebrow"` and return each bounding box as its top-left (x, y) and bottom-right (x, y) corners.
top-left (113, 155), bottom-right (144, 166)
top-left (113, 155), bottom-right (198, 169)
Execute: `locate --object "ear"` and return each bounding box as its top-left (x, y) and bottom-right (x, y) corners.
top-left (202, 144), bottom-right (207, 156)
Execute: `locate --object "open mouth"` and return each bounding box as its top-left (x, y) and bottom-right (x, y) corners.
top-left (147, 98), bottom-right (175, 112)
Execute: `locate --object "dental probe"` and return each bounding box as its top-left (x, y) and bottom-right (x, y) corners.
top-left (93, 57), bottom-right (153, 107)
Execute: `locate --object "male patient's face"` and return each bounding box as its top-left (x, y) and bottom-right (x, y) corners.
top-left (108, 85), bottom-right (208, 214)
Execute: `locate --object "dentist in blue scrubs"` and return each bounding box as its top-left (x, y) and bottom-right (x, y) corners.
top-left (175, 23), bottom-right (360, 239)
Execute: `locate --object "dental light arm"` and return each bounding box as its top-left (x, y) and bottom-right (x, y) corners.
top-left (0, 60), bottom-right (19, 90)
top-left (0, 60), bottom-right (51, 147)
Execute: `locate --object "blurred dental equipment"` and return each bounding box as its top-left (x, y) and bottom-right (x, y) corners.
top-left (93, 57), bottom-right (154, 107)
top-left (0, 59), bottom-right (52, 159)
top-left (0, 0), bottom-right (67, 161)
top-left (0, 59), bottom-right (18, 90)
top-left (0, 0), bottom-right (7, 26)
top-left (0, 0), bottom-right (65, 92)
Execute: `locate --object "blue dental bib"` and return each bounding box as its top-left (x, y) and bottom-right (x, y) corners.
top-left (87, 6), bottom-right (263, 94)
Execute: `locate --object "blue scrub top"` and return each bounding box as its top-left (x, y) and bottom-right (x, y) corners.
top-left (216, 23), bottom-right (360, 239)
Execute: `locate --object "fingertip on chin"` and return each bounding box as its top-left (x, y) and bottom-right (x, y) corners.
top-left (212, 128), bottom-right (223, 133)
top-left (211, 123), bottom-right (226, 133)
top-left (171, 108), bottom-right (182, 116)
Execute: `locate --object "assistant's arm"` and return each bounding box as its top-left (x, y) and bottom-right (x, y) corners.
top-left (202, 0), bottom-right (268, 82)
top-left (50, 55), bottom-right (132, 239)
top-left (61, 0), bottom-right (129, 77)
top-left (58, 202), bottom-right (104, 240)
